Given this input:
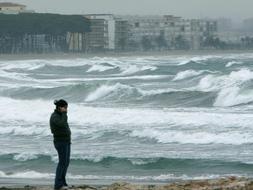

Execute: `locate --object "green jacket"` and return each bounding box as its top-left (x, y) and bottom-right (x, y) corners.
top-left (50, 110), bottom-right (71, 143)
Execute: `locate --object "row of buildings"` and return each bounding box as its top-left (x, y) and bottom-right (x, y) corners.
top-left (1, 2), bottom-right (253, 53)
top-left (74, 14), bottom-right (218, 52)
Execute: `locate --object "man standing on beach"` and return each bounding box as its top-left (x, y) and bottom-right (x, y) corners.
top-left (50, 99), bottom-right (71, 190)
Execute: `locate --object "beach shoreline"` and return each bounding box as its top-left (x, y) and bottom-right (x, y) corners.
top-left (1, 177), bottom-right (253, 190)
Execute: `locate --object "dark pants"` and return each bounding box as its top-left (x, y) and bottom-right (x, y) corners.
top-left (54, 141), bottom-right (71, 190)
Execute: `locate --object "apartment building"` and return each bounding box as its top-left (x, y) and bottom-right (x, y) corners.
top-left (0, 2), bottom-right (34, 14)
top-left (83, 14), bottom-right (115, 51)
top-left (122, 15), bottom-right (217, 50)
top-left (115, 19), bottom-right (129, 51)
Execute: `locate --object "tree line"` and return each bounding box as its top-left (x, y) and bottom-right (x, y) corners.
top-left (0, 13), bottom-right (90, 35)
top-left (0, 13), bottom-right (90, 53)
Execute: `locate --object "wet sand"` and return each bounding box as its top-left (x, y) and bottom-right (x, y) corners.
top-left (1, 177), bottom-right (253, 190)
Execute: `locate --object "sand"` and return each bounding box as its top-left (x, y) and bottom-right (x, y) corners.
top-left (1, 177), bottom-right (253, 190)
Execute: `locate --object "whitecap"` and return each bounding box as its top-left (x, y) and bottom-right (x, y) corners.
top-left (0, 97), bottom-right (252, 129)
top-left (120, 65), bottom-right (157, 75)
top-left (0, 170), bottom-right (54, 179)
top-left (87, 65), bottom-right (115, 72)
top-left (13, 153), bottom-right (39, 162)
top-left (177, 56), bottom-right (215, 66)
top-left (225, 61), bottom-right (243, 67)
top-left (0, 170), bottom-right (235, 181)
top-left (197, 68), bottom-right (253, 92)
top-left (85, 83), bottom-right (136, 102)
top-left (173, 70), bottom-right (204, 81)
top-left (214, 86), bottom-right (253, 107)
top-left (130, 128), bottom-right (253, 145)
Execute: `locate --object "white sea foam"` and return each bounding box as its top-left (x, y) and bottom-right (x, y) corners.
top-left (0, 125), bottom-right (50, 136)
top-left (39, 59), bottom-right (93, 67)
top-left (42, 75), bottom-right (167, 83)
top-left (173, 70), bottom-right (204, 81)
top-left (197, 75), bottom-right (225, 92)
top-left (0, 170), bottom-right (230, 181)
top-left (0, 170), bottom-right (54, 179)
top-left (224, 53), bottom-right (253, 60)
top-left (198, 68), bottom-right (253, 92)
top-left (0, 97), bottom-right (252, 131)
top-left (85, 83), bottom-right (181, 102)
top-left (177, 56), bottom-right (214, 66)
top-left (229, 68), bottom-right (253, 81)
top-left (225, 61), bottom-right (243, 67)
top-left (0, 58), bottom-right (115, 71)
top-left (0, 60), bottom-right (45, 70)
top-left (120, 65), bottom-right (157, 75)
top-left (139, 88), bottom-right (180, 96)
top-left (128, 158), bottom-right (159, 165)
top-left (214, 87), bottom-right (253, 107)
top-left (85, 83), bottom-right (135, 102)
top-left (87, 65), bottom-right (115, 72)
top-left (0, 57), bottom-right (160, 89)
top-left (71, 154), bottom-right (105, 163)
top-left (120, 65), bottom-right (142, 75)
top-left (0, 97), bottom-right (253, 149)
top-left (0, 69), bottom-right (32, 81)
top-left (0, 97), bottom-right (52, 124)
top-left (195, 68), bottom-right (253, 106)
top-left (0, 58), bottom-right (159, 76)
top-left (13, 153), bottom-right (39, 162)
top-left (130, 128), bottom-right (253, 145)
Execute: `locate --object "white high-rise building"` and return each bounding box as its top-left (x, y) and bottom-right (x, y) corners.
top-left (84, 14), bottom-right (115, 50)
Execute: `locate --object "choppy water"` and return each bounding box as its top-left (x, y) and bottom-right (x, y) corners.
top-left (1, 53), bottom-right (253, 184)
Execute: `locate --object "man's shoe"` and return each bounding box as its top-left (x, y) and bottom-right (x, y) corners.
top-left (59, 186), bottom-right (68, 190)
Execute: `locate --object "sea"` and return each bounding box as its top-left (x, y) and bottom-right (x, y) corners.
top-left (1, 52), bottom-right (253, 186)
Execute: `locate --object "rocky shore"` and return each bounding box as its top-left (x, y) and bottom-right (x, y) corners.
top-left (1, 177), bottom-right (253, 190)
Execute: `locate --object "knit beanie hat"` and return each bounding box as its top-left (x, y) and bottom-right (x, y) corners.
top-left (54, 99), bottom-right (68, 107)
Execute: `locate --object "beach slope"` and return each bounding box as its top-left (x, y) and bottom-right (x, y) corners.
top-left (1, 177), bottom-right (253, 190)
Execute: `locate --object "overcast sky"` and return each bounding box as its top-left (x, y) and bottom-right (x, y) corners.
top-left (2, 0), bottom-right (253, 21)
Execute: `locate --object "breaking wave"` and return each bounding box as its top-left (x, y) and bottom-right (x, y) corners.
top-left (0, 170), bottom-right (235, 181)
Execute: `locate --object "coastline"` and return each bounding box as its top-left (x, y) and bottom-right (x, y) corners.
top-left (0, 49), bottom-right (253, 60)
top-left (1, 177), bottom-right (253, 190)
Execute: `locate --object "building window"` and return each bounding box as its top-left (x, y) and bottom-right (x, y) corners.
top-left (135, 22), bottom-right (140, 28)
